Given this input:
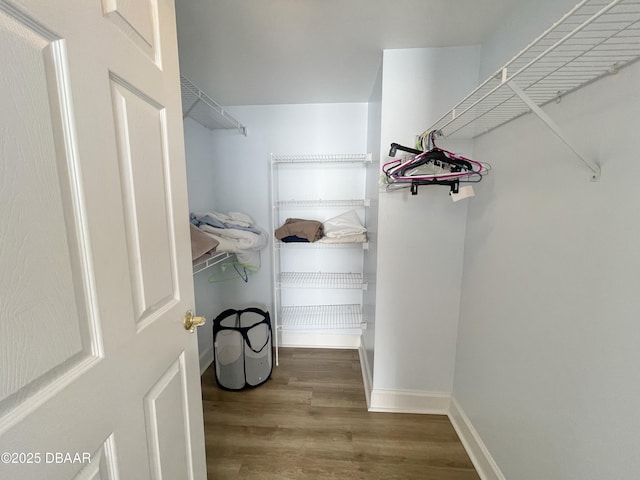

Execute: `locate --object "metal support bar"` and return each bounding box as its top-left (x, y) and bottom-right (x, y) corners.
top-left (183, 98), bottom-right (200, 119)
top-left (507, 80), bottom-right (600, 181)
top-left (192, 252), bottom-right (233, 275)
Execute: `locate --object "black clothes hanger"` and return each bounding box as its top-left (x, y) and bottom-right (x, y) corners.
top-left (410, 179), bottom-right (460, 196)
top-left (382, 132), bottom-right (490, 196)
top-left (388, 143), bottom-right (473, 172)
top-left (389, 142), bottom-right (423, 157)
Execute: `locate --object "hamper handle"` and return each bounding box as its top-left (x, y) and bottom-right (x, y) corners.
top-left (213, 308), bottom-right (272, 354)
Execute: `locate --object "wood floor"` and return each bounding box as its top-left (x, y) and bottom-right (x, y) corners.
top-left (201, 348), bottom-right (480, 480)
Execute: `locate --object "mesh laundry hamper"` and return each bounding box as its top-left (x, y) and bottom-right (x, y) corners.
top-left (212, 307), bottom-right (273, 390)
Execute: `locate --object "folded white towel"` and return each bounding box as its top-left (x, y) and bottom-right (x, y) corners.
top-left (317, 233), bottom-right (367, 244)
top-left (323, 210), bottom-right (367, 238)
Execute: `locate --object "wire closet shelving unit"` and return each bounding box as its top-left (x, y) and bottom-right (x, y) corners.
top-left (180, 75), bottom-right (247, 135)
top-left (428, 0), bottom-right (640, 180)
top-left (270, 153), bottom-right (372, 365)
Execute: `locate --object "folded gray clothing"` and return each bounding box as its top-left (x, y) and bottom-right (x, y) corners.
top-left (190, 224), bottom-right (220, 261)
top-left (275, 218), bottom-right (323, 242)
top-left (191, 212), bottom-right (226, 229)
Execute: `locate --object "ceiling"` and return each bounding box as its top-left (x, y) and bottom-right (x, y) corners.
top-left (174, 0), bottom-right (523, 106)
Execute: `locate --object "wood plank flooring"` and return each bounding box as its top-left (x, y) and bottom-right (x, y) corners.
top-left (201, 348), bottom-right (480, 480)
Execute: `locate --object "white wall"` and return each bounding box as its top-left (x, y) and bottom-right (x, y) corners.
top-left (454, 56), bottom-right (640, 480)
top-left (372, 46), bottom-right (480, 394)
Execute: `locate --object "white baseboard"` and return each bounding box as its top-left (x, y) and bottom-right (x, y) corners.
top-left (448, 397), bottom-right (506, 480)
top-left (369, 388), bottom-right (450, 414)
top-left (280, 331), bottom-right (361, 349)
top-left (199, 344), bottom-right (214, 376)
top-left (358, 342), bottom-right (373, 409)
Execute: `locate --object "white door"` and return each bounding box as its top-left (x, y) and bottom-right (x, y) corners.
top-left (0, 1), bottom-right (207, 479)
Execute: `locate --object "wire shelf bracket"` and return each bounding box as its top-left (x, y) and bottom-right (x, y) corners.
top-left (428, 0), bottom-right (640, 181)
top-left (180, 75), bottom-right (248, 136)
top-left (506, 78), bottom-right (601, 181)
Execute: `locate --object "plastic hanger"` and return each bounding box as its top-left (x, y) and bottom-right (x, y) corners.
top-left (208, 260), bottom-right (256, 284)
top-left (383, 131), bottom-right (490, 195)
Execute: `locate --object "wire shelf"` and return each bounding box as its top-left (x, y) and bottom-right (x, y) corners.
top-left (275, 240), bottom-right (369, 250)
top-left (192, 251), bottom-right (234, 275)
top-left (274, 199), bottom-right (370, 208)
top-left (272, 153), bottom-right (372, 164)
top-left (278, 272), bottom-right (367, 289)
top-left (180, 75), bottom-right (247, 135)
top-left (429, 0), bottom-right (640, 139)
top-left (279, 304), bottom-right (364, 330)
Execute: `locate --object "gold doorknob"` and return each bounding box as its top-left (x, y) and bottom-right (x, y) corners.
top-left (184, 310), bottom-right (206, 333)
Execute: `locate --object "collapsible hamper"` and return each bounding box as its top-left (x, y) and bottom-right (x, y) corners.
top-left (212, 307), bottom-right (273, 390)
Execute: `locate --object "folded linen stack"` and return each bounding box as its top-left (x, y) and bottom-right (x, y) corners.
top-left (274, 218), bottom-right (324, 243)
top-left (274, 210), bottom-right (367, 244)
top-left (318, 210), bottom-right (367, 244)
top-left (191, 211), bottom-right (268, 269)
